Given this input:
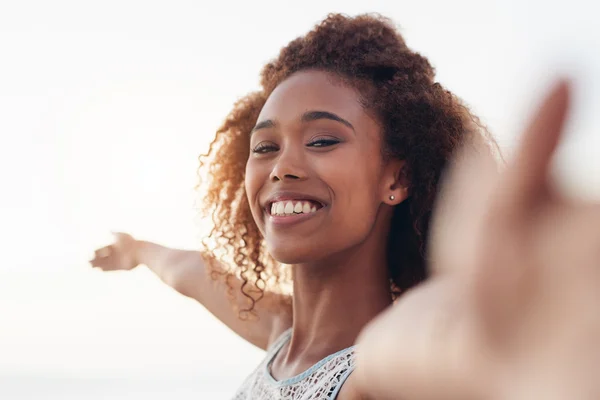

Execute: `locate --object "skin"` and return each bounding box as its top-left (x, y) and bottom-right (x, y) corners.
top-left (92, 78), bottom-right (600, 399)
top-left (90, 235), bottom-right (291, 349)
top-left (244, 69), bottom-right (407, 386)
top-left (356, 81), bottom-right (600, 400)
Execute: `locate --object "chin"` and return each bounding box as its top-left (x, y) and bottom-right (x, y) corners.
top-left (268, 248), bottom-right (309, 265)
top-left (267, 240), bottom-right (323, 265)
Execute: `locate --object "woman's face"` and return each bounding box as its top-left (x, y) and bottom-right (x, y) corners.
top-left (245, 70), bottom-right (402, 264)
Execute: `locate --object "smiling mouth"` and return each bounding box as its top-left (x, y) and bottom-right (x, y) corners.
top-left (268, 200), bottom-right (324, 216)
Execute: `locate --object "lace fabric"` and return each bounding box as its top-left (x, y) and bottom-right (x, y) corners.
top-left (232, 329), bottom-right (356, 400)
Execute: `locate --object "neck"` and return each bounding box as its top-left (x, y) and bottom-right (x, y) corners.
top-left (286, 231), bottom-right (393, 361)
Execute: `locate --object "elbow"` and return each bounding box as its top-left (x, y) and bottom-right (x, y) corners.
top-left (166, 272), bottom-right (188, 296)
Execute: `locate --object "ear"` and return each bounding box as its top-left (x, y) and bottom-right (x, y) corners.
top-left (382, 159), bottom-right (409, 206)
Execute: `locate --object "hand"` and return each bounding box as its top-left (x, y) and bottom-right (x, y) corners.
top-left (357, 81), bottom-right (600, 400)
top-left (89, 232), bottom-right (139, 271)
top-left (428, 80), bottom-right (600, 399)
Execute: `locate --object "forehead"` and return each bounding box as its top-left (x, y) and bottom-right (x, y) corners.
top-left (258, 70), bottom-right (367, 123)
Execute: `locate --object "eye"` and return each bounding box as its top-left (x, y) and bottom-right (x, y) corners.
top-left (252, 142), bottom-right (279, 154)
top-left (307, 138), bottom-right (341, 148)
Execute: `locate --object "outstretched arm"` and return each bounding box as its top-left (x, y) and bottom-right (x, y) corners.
top-left (353, 279), bottom-right (485, 400)
top-left (355, 81), bottom-right (600, 400)
top-left (90, 233), bottom-right (292, 350)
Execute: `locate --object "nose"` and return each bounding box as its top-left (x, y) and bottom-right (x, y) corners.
top-left (270, 146), bottom-right (308, 182)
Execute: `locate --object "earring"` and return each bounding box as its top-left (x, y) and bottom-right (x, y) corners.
top-left (389, 195), bottom-right (395, 201)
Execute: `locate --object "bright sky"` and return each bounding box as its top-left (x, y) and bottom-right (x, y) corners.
top-left (1, 0), bottom-right (599, 398)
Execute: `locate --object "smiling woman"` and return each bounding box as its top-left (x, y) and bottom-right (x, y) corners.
top-left (90, 12), bottom-right (600, 400)
top-left (197, 15), bottom-right (493, 312)
top-left (93, 13), bottom-right (494, 399)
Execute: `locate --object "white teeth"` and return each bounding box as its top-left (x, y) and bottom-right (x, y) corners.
top-left (302, 202), bottom-right (311, 213)
top-left (284, 201), bottom-right (294, 214)
top-left (270, 200), bottom-right (321, 216)
top-left (276, 202), bottom-right (285, 215)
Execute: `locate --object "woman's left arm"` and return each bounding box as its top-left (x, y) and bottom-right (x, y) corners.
top-left (353, 278), bottom-right (488, 400)
top-left (354, 80), bottom-right (600, 400)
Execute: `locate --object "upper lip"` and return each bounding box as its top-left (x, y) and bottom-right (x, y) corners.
top-left (262, 191), bottom-right (328, 211)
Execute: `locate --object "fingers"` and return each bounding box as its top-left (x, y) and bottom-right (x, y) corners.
top-left (472, 82), bottom-right (572, 347)
top-left (88, 232), bottom-right (135, 271)
top-left (95, 246), bottom-right (113, 259)
top-left (89, 245), bottom-right (115, 269)
top-left (111, 231), bottom-right (125, 240)
top-left (500, 80), bottom-right (571, 216)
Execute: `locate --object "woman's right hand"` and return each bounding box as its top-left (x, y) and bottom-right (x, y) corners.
top-left (89, 232), bottom-right (139, 271)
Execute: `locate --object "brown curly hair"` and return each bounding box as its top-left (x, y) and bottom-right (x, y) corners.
top-left (197, 13), bottom-right (498, 315)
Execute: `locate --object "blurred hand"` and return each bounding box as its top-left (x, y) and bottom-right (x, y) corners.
top-left (89, 232), bottom-right (139, 271)
top-left (428, 80), bottom-right (600, 399)
top-left (357, 81), bottom-right (600, 400)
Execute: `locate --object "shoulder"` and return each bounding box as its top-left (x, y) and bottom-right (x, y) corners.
top-left (335, 373), bottom-right (373, 400)
top-left (330, 348), bottom-right (372, 400)
top-left (265, 312), bottom-right (293, 349)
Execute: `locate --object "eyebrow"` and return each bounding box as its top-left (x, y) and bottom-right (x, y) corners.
top-left (251, 110), bottom-right (355, 135)
top-left (301, 110), bottom-right (355, 131)
top-left (251, 119), bottom-right (276, 134)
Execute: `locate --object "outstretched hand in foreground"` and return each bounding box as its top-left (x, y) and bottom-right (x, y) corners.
top-left (357, 81), bottom-right (600, 400)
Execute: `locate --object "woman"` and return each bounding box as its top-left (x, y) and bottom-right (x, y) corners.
top-left (91, 14), bottom-right (600, 399)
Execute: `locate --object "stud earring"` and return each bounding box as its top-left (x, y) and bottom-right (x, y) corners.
top-left (389, 195), bottom-right (395, 201)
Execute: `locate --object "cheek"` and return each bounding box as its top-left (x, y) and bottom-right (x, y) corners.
top-left (323, 146), bottom-right (383, 203)
top-left (244, 161), bottom-right (266, 227)
top-left (244, 162), bottom-right (253, 200)
top-left (243, 162), bottom-right (254, 197)
top-left (320, 148), bottom-right (384, 229)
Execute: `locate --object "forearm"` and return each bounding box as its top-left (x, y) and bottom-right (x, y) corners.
top-left (135, 241), bottom-right (206, 295)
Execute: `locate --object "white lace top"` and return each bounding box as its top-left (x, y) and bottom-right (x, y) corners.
top-left (232, 329), bottom-right (356, 400)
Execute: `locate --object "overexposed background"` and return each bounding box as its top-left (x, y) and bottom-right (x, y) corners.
top-left (1, 0), bottom-right (599, 398)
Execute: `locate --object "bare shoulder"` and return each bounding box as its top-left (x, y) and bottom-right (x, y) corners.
top-left (335, 373), bottom-right (373, 400)
top-left (265, 302), bottom-right (293, 348)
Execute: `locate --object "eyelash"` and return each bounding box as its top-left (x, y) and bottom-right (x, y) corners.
top-left (308, 138), bottom-right (340, 147)
top-left (252, 143), bottom-right (278, 154)
top-left (252, 138), bottom-right (341, 154)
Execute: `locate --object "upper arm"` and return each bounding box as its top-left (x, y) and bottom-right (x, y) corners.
top-left (201, 280), bottom-right (293, 351)
top-left (352, 279), bottom-right (483, 400)
top-left (333, 374), bottom-right (374, 400)
top-left (352, 283), bottom-right (443, 400)
top-left (173, 252), bottom-right (293, 351)
top-left (245, 293), bottom-right (293, 350)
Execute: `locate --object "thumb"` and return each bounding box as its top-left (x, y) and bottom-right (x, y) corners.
top-left (498, 80), bottom-right (570, 219)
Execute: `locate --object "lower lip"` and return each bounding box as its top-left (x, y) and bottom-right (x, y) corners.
top-left (267, 207), bottom-right (324, 226)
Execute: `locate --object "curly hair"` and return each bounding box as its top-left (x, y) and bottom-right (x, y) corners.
top-left (197, 13), bottom-right (498, 315)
